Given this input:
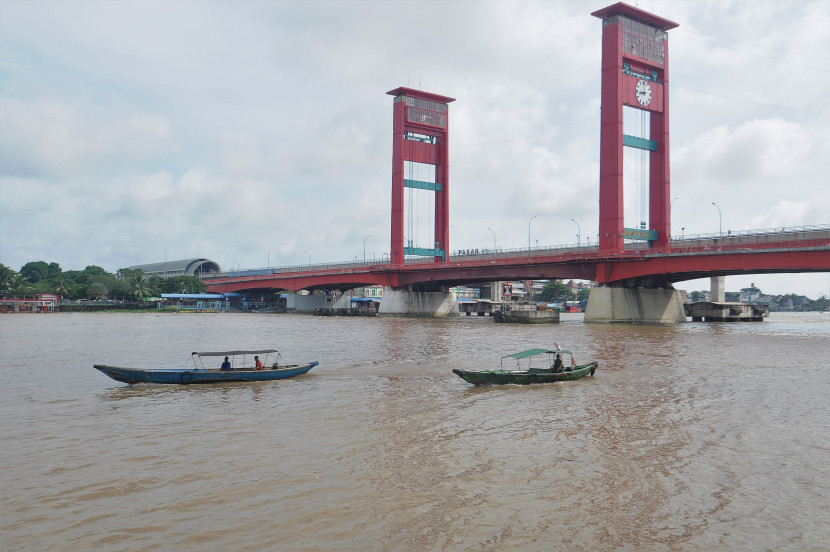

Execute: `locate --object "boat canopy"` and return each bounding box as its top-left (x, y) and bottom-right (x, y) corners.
top-left (192, 349), bottom-right (279, 357)
top-left (503, 348), bottom-right (571, 360)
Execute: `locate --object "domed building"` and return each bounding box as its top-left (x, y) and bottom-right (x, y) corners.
top-left (128, 258), bottom-right (221, 279)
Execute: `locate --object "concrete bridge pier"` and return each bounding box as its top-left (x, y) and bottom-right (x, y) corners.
top-left (710, 276), bottom-right (725, 302)
top-left (284, 292), bottom-right (330, 312)
top-left (584, 283), bottom-right (686, 324)
top-left (378, 285), bottom-right (459, 317)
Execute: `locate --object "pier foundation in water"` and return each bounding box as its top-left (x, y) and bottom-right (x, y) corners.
top-left (378, 288), bottom-right (458, 317)
top-left (584, 286), bottom-right (686, 324)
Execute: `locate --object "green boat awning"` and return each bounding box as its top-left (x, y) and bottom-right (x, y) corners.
top-left (504, 348), bottom-right (571, 360)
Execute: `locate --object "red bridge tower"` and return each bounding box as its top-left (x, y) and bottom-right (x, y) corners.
top-left (592, 3), bottom-right (678, 253)
top-left (387, 87), bottom-right (455, 266)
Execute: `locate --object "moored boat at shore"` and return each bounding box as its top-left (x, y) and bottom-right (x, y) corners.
top-left (94, 349), bottom-right (318, 385)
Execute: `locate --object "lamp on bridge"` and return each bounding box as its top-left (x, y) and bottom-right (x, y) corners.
top-left (571, 218), bottom-right (581, 245)
top-left (528, 215), bottom-right (537, 250)
top-left (364, 235), bottom-right (372, 262)
top-left (711, 202), bottom-right (722, 237)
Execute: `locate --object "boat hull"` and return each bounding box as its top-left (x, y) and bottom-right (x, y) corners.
top-left (94, 362), bottom-right (318, 385)
top-left (452, 362), bottom-right (597, 385)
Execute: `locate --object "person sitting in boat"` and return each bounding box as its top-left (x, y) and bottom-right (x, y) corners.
top-left (254, 355), bottom-right (264, 370)
top-left (220, 356), bottom-right (232, 371)
top-left (552, 353), bottom-right (564, 373)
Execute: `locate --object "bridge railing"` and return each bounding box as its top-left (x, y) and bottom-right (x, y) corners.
top-left (668, 223), bottom-right (830, 243)
top-left (202, 224), bottom-right (829, 280)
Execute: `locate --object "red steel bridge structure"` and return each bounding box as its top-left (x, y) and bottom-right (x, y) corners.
top-left (204, 226), bottom-right (830, 295)
top-left (204, 3), bottom-right (829, 298)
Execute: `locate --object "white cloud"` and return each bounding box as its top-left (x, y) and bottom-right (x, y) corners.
top-left (0, 0), bottom-right (828, 297)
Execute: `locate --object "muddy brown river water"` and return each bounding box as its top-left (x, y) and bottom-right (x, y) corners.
top-left (1, 311), bottom-right (828, 551)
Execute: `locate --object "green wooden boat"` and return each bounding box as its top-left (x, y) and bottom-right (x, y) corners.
top-left (452, 347), bottom-right (597, 385)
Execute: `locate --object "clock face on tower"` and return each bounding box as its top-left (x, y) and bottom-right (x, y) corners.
top-left (635, 80), bottom-right (652, 107)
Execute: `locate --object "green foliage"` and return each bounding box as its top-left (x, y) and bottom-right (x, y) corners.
top-left (20, 261), bottom-right (49, 283)
top-left (116, 268), bottom-right (142, 282)
top-left (53, 276), bottom-right (72, 298)
top-left (115, 268), bottom-right (150, 300)
top-left (47, 262), bottom-right (62, 279)
top-left (148, 276), bottom-right (165, 292)
top-left (577, 288), bottom-right (591, 302)
top-left (83, 265), bottom-right (108, 279)
top-left (9, 274), bottom-right (30, 294)
top-left (61, 270), bottom-right (86, 284)
top-left (85, 272), bottom-right (117, 300)
top-left (132, 277), bottom-right (150, 301)
top-left (0, 264), bottom-right (14, 291)
top-left (108, 279), bottom-right (130, 299)
top-left (539, 282), bottom-right (575, 303)
top-left (159, 276), bottom-right (206, 294)
top-left (87, 282), bottom-right (108, 299)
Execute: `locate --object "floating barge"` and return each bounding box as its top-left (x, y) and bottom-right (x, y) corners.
top-left (493, 303), bottom-right (560, 324)
top-left (312, 307), bottom-right (378, 317)
top-left (685, 301), bottom-right (769, 322)
top-left (458, 300), bottom-right (499, 316)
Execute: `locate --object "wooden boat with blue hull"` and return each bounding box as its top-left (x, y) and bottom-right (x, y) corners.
top-left (452, 348), bottom-right (597, 386)
top-left (94, 349), bottom-right (318, 385)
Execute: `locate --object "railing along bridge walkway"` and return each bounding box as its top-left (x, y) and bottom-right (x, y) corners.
top-left (203, 225), bottom-right (830, 294)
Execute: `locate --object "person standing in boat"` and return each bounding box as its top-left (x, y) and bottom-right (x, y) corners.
top-left (220, 356), bottom-right (232, 371)
top-left (552, 353), bottom-right (564, 372)
top-left (254, 355), bottom-right (264, 370)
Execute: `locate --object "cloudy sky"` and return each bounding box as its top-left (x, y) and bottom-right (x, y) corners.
top-left (1, 0), bottom-right (828, 297)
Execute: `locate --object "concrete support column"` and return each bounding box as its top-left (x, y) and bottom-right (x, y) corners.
top-left (492, 281), bottom-right (503, 301)
top-left (379, 289), bottom-right (458, 317)
top-left (710, 276), bottom-right (725, 302)
top-left (584, 286), bottom-right (686, 323)
top-left (331, 293), bottom-right (352, 309)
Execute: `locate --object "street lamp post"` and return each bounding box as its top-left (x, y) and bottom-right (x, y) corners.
top-left (528, 215), bottom-right (537, 251)
top-left (303, 249), bottom-right (310, 264)
top-left (711, 202), bottom-right (722, 237)
top-left (363, 234), bottom-right (372, 262)
top-left (669, 197), bottom-right (679, 240)
top-left (487, 227), bottom-right (496, 251)
top-left (267, 249), bottom-right (276, 268)
top-left (571, 218), bottom-right (581, 245)
top-left (444, 225), bottom-right (454, 260)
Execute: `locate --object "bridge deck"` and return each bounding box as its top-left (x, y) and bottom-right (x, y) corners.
top-left (203, 226), bottom-right (830, 293)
